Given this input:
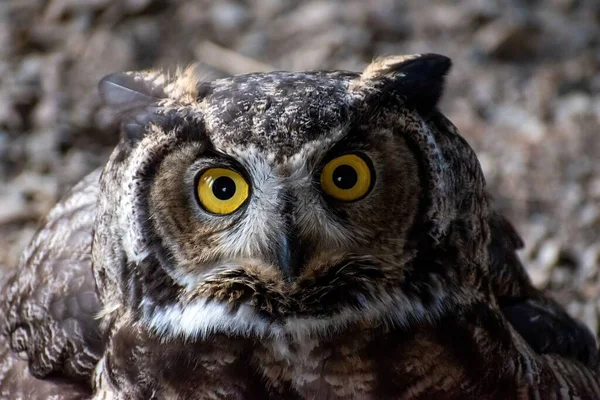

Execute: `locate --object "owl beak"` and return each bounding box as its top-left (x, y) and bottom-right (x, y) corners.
top-left (274, 191), bottom-right (305, 281)
top-left (276, 231), bottom-right (302, 282)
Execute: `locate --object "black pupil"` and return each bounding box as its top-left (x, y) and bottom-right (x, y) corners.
top-left (212, 176), bottom-right (236, 200)
top-left (332, 165), bottom-right (358, 190)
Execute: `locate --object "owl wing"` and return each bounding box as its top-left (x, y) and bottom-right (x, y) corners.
top-left (379, 303), bottom-right (600, 399)
top-left (0, 170), bottom-right (103, 398)
top-left (0, 341), bottom-right (91, 400)
top-left (487, 205), bottom-right (599, 368)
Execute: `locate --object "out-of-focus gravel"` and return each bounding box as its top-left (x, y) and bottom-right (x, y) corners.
top-left (0, 0), bottom-right (599, 335)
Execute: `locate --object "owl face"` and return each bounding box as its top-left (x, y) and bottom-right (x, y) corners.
top-left (95, 55), bottom-right (488, 340)
top-left (148, 74), bottom-right (422, 286)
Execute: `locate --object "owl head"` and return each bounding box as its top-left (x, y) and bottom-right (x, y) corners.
top-left (93, 54), bottom-right (491, 340)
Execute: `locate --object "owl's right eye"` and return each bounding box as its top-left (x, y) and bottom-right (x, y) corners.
top-left (196, 168), bottom-right (249, 215)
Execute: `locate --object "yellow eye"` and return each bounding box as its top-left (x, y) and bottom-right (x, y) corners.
top-left (196, 168), bottom-right (249, 215)
top-left (320, 154), bottom-right (373, 201)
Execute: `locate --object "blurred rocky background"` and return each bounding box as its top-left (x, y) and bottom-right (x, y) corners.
top-left (0, 0), bottom-right (599, 336)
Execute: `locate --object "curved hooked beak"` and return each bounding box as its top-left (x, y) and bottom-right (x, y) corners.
top-left (274, 192), bottom-right (306, 282)
top-left (276, 229), bottom-right (302, 282)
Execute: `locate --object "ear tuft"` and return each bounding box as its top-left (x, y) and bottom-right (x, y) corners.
top-left (98, 71), bottom-right (171, 143)
top-left (358, 53), bottom-right (452, 112)
top-left (98, 71), bottom-right (167, 112)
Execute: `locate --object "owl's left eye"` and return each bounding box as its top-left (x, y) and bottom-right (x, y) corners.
top-left (196, 168), bottom-right (250, 215)
top-left (320, 153), bottom-right (374, 202)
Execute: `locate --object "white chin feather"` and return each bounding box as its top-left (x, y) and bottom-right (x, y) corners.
top-left (144, 298), bottom-right (276, 339)
top-left (142, 286), bottom-right (454, 343)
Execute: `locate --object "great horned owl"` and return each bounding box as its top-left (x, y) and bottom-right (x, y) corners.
top-left (0, 54), bottom-right (598, 399)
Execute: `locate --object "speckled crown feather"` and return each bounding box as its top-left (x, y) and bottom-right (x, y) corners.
top-left (98, 53), bottom-right (485, 251)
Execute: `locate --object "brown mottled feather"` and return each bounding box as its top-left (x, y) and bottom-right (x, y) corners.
top-left (487, 208), bottom-right (599, 367)
top-left (0, 171), bottom-right (102, 398)
top-left (1, 55), bottom-right (598, 399)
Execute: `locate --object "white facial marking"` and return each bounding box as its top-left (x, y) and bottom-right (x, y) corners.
top-left (143, 283), bottom-right (468, 348)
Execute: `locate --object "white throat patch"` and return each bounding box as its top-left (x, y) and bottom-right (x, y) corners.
top-left (141, 285), bottom-right (465, 344)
